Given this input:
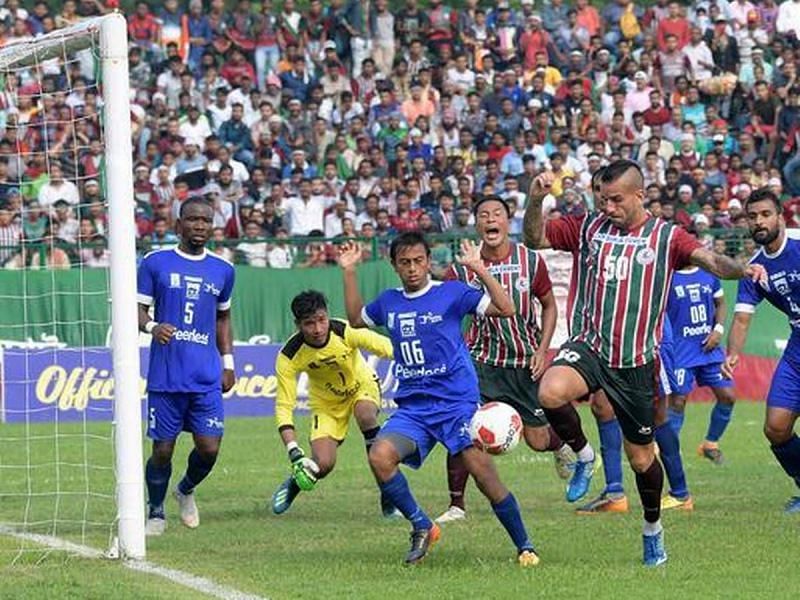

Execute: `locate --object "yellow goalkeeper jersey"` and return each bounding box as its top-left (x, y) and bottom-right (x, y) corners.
top-left (275, 320), bottom-right (394, 429)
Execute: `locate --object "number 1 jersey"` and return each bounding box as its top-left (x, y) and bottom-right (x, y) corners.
top-left (137, 248), bottom-right (235, 392)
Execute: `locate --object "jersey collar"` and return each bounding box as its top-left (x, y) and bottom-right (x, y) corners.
top-left (402, 279), bottom-right (435, 299)
top-left (174, 247), bottom-right (208, 261)
top-left (761, 230), bottom-right (787, 259)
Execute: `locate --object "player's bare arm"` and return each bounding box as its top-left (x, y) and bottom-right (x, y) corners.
top-left (338, 240), bottom-right (367, 327)
top-left (703, 293), bottom-right (727, 352)
top-left (216, 308), bottom-right (235, 392)
top-left (689, 247), bottom-right (767, 282)
top-left (138, 302), bottom-right (175, 345)
top-left (531, 289), bottom-right (557, 381)
top-left (456, 239), bottom-right (515, 317)
top-left (522, 172), bottom-right (555, 250)
top-left (722, 311), bottom-right (753, 379)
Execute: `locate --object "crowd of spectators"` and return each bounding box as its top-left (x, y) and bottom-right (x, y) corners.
top-left (0, 0), bottom-right (798, 270)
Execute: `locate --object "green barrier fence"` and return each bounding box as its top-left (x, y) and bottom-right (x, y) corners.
top-left (0, 264), bottom-right (788, 358)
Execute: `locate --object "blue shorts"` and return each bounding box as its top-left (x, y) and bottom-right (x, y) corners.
top-left (147, 390), bottom-right (224, 441)
top-left (673, 363), bottom-right (733, 396)
top-left (658, 346), bottom-right (678, 397)
top-left (767, 356), bottom-right (800, 413)
top-left (378, 399), bottom-right (478, 469)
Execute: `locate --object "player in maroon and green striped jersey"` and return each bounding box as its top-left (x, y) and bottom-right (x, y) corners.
top-left (523, 160), bottom-right (767, 567)
top-left (434, 195), bottom-right (574, 524)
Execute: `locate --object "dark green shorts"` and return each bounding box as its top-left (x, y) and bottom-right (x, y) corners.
top-left (551, 340), bottom-right (656, 445)
top-left (475, 361), bottom-right (547, 428)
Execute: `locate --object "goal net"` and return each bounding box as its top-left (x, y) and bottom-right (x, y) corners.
top-left (0, 14), bottom-right (144, 561)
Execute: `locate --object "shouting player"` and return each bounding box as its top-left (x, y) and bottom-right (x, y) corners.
top-left (666, 264), bottom-right (735, 465)
top-left (340, 233), bottom-right (540, 566)
top-left (524, 160), bottom-right (764, 566)
top-left (436, 194), bottom-right (573, 524)
top-left (137, 198), bottom-right (235, 535)
top-left (271, 290), bottom-right (398, 518)
top-left (724, 189), bottom-right (800, 513)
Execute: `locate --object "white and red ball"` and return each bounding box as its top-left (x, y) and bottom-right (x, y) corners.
top-left (469, 402), bottom-right (523, 455)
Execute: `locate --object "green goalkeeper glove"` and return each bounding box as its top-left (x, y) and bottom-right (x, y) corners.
top-left (288, 444), bottom-right (319, 492)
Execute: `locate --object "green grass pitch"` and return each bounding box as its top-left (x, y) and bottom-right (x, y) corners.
top-left (0, 402), bottom-right (797, 599)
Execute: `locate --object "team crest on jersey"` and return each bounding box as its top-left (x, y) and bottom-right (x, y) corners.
top-left (185, 276), bottom-right (203, 300)
top-left (515, 277), bottom-right (529, 292)
top-left (399, 312), bottom-right (417, 337)
top-left (636, 247), bottom-right (656, 266)
top-left (170, 273), bottom-right (181, 288)
top-left (773, 274), bottom-right (790, 295)
top-left (688, 286), bottom-right (701, 302)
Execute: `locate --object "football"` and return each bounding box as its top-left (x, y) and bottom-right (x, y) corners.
top-left (469, 402), bottom-right (523, 455)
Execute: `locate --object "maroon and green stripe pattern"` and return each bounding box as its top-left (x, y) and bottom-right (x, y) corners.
top-left (572, 215), bottom-right (677, 368)
top-left (452, 243), bottom-right (546, 368)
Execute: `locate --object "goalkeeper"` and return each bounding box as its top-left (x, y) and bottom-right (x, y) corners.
top-left (271, 290), bottom-right (399, 518)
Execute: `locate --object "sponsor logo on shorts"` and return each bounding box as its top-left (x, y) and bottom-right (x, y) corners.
top-left (555, 348), bottom-right (581, 363)
top-left (206, 417), bottom-right (224, 430)
top-left (638, 426), bottom-right (652, 436)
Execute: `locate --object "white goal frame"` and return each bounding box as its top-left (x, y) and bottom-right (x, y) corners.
top-left (0, 13), bottom-right (145, 559)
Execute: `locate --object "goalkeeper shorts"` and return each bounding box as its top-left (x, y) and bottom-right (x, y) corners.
top-left (309, 376), bottom-right (382, 442)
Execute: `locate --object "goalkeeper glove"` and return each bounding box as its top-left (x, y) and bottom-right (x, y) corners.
top-left (288, 443), bottom-right (319, 492)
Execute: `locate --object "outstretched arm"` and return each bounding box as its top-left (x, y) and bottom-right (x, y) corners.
top-left (689, 247), bottom-right (767, 282)
top-left (339, 241), bottom-right (367, 327)
top-left (522, 172), bottom-right (555, 249)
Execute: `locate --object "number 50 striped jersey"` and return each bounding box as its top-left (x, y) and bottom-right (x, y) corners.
top-left (547, 214), bottom-right (700, 368)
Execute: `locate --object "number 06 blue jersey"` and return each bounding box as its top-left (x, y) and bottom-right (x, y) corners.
top-left (362, 280), bottom-right (490, 406)
top-left (137, 248), bottom-right (235, 392)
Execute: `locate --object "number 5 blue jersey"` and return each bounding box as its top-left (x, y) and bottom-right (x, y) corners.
top-left (736, 231), bottom-right (800, 368)
top-left (137, 248), bottom-right (235, 392)
top-left (362, 280), bottom-right (490, 405)
top-left (667, 268), bottom-right (725, 368)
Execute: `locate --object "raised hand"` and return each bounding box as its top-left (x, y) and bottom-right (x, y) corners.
top-left (337, 240), bottom-right (363, 271)
top-left (528, 171), bottom-right (556, 201)
top-left (456, 239), bottom-right (485, 273)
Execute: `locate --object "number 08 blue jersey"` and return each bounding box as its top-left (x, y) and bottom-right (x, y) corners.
top-left (362, 280), bottom-right (490, 406)
top-left (667, 268), bottom-right (725, 368)
top-left (137, 248), bottom-right (235, 392)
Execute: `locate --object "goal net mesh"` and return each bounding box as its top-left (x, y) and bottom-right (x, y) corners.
top-left (0, 17), bottom-right (122, 562)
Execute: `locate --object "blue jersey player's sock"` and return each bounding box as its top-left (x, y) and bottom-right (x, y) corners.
top-left (655, 422), bottom-right (689, 499)
top-left (668, 408), bottom-right (685, 436)
top-left (379, 471), bottom-right (432, 530)
top-left (771, 435), bottom-right (800, 489)
top-left (492, 493), bottom-right (533, 552)
top-left (705, 401), bottom-right (734, 443)
top-left (598, 418), bottom-right (624, 495)
top-left (178, 449), bottom-right (217, 495)
top-left (145, 458), bottom-right (172, 517)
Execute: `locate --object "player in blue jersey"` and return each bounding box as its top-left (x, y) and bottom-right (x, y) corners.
top-left (725, 189), bottom-right (800, 513)
top-left (338, 232), bottom-right (540, 567)
top-left (666, 266), bottom-right (736, 465)
top-left (137, 198), bottom-right (236, 535)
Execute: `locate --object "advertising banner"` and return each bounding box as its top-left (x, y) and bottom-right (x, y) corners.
top-left (0, 345), bottom-right (398, 424)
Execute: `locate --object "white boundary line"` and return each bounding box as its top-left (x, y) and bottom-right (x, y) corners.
top-left (0, 526), bottom-right (267, 600)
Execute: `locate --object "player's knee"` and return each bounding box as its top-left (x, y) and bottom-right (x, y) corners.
top-left (353, 402), bottom-right (379, 429)
top-left (538, 378), bottom-right (567, 410)
top-left (764, 422), bottom-right (792, 445)
top-left (368, 441), bottom-right (398, 479)
top-left (523, 427), bottom-right (549, 452)
top-left (314, 455), bottom-right (336, 478)
top-left (151, 441), bottom-right (175, 465)
top-left (627, 449), bottom-right (655, 473)
top-left (669, 395), bottom-right (687, 412)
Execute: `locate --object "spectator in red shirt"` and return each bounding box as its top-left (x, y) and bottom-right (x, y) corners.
top-left (643, 89), bottom-right (671, 126)
top-left (220, 48), bottom-right (257, 88)
top-left (389, 191), bottom-right (422, 232)
top-left (656, 1), bottom-right (690, 51)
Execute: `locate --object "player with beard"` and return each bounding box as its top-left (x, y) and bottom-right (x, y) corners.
top-left (725, 189), bottom-right (800, 513)
top-left (434, 195), bottom-right (574, 524)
